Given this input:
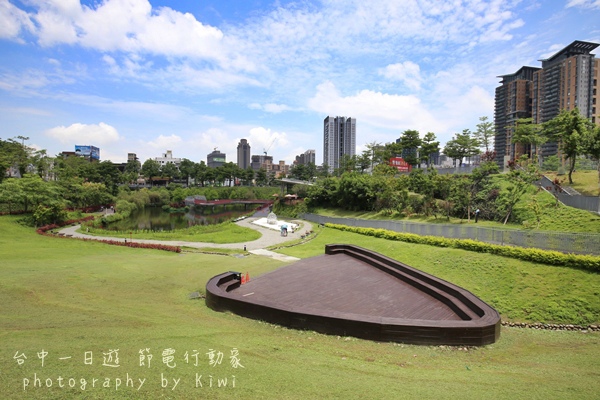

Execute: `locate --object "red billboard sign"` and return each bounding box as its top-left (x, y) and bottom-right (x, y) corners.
top-left (390, 157), bottom-right (411, 172)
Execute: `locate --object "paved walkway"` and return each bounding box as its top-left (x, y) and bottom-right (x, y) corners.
top-left (58, 217), bottom-right (311, 262)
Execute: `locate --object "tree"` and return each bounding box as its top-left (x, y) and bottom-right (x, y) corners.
top-left (243, 167), bottom-right (255, 186)
top-left (141, 159), bottom-right (161, 183)
top-left (372, 163), bottom-right (398, 177)
top-left (584, 124), bottom-right (600, 194)
top-left (218, 162), bottom-right (240, 186)
top-left (178, 158), bottom-right (196, 186)
top-left (497, 158), bottom-right (540, 224)
top-left (289, 163), bottom-right (308, 180)
top-left (420, 132), bottom-right (440, 167)
top-left (543, 108), bottom-right (593, 184)
top-left (255, 168), bottom-right (268, 186)
top-left (33, 200), bottom-right (68, 226)
top-left (512, 118), bottom-right (545, 161)
top-left (337, 154), bottom-right (357, 175)
top-left (398, 130), bottom-right (422, 167)
top-left (194, 161), bottom-right (208, 187)
top-left (318, 162), bottom-right (330, 178)
top-left (96, 161), bottom-right (122, 195)
top-left (357, 150), bottom-right (371, 174)
top-left (30, 149), bottom-right (53, 180)
top-left (381, 141), bottom-right (403, 165)
top-left (81, 182), bottom-right (113, 209)
top-left (365, 141), bottom-right (384, 172)
top-left (474, 116), bottom-right (494, 152)
top-left (124, 159), bottom-right (141, 174)
top-left (160, 162), bottom-right (180, 181)
top-left (0, 178), bottom-right (22, 213)
top-left (15, 174), bottom-right (59, 212)
top-left (0, 138), bottom-right (30, 182)
top-left (443, 129), bottom-right (480, 166)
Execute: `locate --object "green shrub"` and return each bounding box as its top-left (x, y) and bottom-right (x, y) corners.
top-left (325, 223), bottom-right (600, 272)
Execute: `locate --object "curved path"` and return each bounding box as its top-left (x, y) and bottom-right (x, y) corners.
top-left (58, 217), bottom-right (311, 261)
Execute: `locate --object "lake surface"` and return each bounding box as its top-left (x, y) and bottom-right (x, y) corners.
top-left (105, 206), bottom-right (252, 231)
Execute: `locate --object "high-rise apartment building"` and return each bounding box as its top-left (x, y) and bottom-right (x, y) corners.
top-left (323, 116), bottom-right (356, 171)
top-left (494, 40), bottom-right (599, 167)
top-left (237, 139), bottom-right (251, 169)
top-left (533, 41), bottom-right (599, 157)
top-left (294, 149), bottom-right (316, 165)
top-left (207, 148), bottom-right (226, 168)
top-left (494, 66), bottom-right (540, 166)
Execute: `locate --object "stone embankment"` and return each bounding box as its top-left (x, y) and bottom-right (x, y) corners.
top-left (502, 321), bottom-right (599, 332)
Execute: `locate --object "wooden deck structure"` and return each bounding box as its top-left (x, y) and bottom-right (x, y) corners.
top-left (206, 244), bottom-right (501, 346)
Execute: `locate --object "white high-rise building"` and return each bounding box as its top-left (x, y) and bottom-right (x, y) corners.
top-left (323, 116), bottom-right (356, 171)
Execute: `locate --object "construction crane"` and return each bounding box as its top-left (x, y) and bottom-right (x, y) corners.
top-left (263, 138), bottom-right (276, 156)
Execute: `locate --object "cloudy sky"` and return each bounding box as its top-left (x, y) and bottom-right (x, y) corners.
top-left (1, 0), bottom-right (599, 165)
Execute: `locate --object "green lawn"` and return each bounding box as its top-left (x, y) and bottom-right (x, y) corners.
top-left (82, 221), bottom-right (262, 243)
top-left (1, 216), bottom-right (599, 399)
top-left (545, 170), bottom-right (600, 196)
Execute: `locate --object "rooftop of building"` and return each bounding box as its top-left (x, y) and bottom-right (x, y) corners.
top-left (539, 40), bottom-right (599, 64)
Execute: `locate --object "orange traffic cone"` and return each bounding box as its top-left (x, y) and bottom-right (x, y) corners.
top-left (245, 272), bottom-right (250, 283)
top-left (241, 273), bottom-right (246, 285)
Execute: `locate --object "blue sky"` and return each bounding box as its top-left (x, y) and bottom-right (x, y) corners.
top-left (1, 0), bottom-right (599, 165)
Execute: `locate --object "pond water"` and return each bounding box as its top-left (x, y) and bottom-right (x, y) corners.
top-left (105, 205), bottom-right (252, 231)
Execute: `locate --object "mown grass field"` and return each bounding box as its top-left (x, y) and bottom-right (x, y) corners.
top-left (1, 215), bottom-right (599, 399)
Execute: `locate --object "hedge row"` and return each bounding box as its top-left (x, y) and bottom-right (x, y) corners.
top-left (325, 223), bottom-right (600, 272)
top-left (37, 217), bottom-right (181, 253)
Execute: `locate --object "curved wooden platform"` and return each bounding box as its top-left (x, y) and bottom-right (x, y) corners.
top-left (205, 244), bottom-right (501, 346)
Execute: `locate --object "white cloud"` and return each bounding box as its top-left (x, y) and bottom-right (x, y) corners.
top-left (307, 81), bottom-right (442, 134)
top-left (45, 122), bottom-right (121, 145)
top-left (248, 103), bottom-right (293, 113)
top-left (2, 107), bottom-right (52, 116)
top-left (566, 0), bottom-right (600, 10)
top-left (32, 0), bottom-right (227, 61)
top-left (379, 61), bottom-right (423, 91)
top-left (146, 134), bottom-right (182, 150)
top-left (248, 127), bottom-right (289, 155)
top-left (0, 0), bottom-right (34, 40)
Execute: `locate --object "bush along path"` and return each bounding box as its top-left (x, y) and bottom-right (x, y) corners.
top-left (50, 217), bottom-right (313, 257)
top-left (37, 217), bottom-right (182, 253)
top-left (326, 223), bottom-right (600, 272)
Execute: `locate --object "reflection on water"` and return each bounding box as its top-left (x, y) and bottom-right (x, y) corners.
top-left (105, 205), bottom-right (252, 231)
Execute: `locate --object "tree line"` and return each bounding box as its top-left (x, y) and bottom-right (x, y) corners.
top-left (303, 159), bottom-right (542, 226)
top-left (512, 108), bottom-right (600, 184)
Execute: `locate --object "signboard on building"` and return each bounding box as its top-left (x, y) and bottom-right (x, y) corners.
top-left (75, 145), bottom-right (100, 160)
top-left (390, 157), bottom-right (411, 172)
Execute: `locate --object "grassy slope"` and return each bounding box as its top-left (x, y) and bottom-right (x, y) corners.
top-left (1, 216), bottom-right (599, 399)
top-left (545, 170), bottom-right (600, 196)
top-left (312, 178), bottom-right (600, 233)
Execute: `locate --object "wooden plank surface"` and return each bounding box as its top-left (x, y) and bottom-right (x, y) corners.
top-left (234, 254), bottom-right (462, 321)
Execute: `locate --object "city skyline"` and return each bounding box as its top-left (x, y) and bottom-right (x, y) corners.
top-left (1, 1), bottom-right (599, 165)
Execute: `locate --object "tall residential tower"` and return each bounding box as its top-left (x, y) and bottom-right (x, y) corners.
top-left (494, 40), bottom-right (599, 167)
top-left (237, 139), bottom-right (251, 169)
top-left (323, 116), bottom-right (356, 171)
